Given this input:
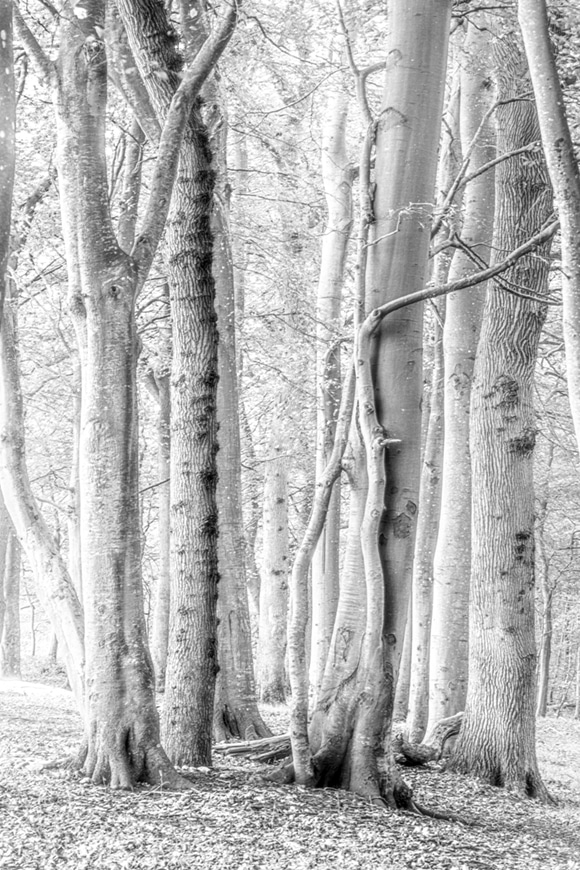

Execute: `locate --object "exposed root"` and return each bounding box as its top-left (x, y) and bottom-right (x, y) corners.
top-left (409, 799), bottom-right (475, 826)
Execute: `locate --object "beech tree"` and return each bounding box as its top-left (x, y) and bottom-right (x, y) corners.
top-left (288, 0), bottom-right (454, 805)
top-left (13, 0), bottom-right (239, 786)
top-left (449, 27), bottom-right (553, 800)
top-left (0, 0), bottom-right (15, 322)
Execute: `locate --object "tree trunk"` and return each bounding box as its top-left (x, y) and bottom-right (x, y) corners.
top-left (310, 85), bottom-right (353, 697)
top-left (427, 16), bottom-right (496, 731)
top-left (0, 526), bottom-right (21, 679)
top-left (407, 311), bottom-right (444, 742)
top-left (212, 149), bottom-right (269, 740)
top-left (535, 441), bottom-right (554, 718)
top-left (0, 280), bottom-right (84, 706)
top-left (518, 0), bottom-right (580, 482)
top-left (449, 31), bottom-right (552, 801)
top-left (149, 364), bottom-right (171, 692)
top-left (0, 0), bottom-right (15, 320)
top-left (113, 0), bottom-right (238, 768)
top-left (296, 0), bottom-right (453, 802)
top-left (258, 418), bottom-right (290, 704)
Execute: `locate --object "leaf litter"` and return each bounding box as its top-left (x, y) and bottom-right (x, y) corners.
top-left (1, 681), bottom-right (579, 870)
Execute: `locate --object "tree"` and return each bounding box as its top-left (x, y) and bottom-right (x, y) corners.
top-left (426, 15), bottom-right (496, 736)
top-left (14, 0), bottom-right (238, 786)
top-left (0, 0), bottom-right (15, 322)
top-left (289, 0), bottom-right (454, 804)
top-left (449, 28), bottom-right (552, 800)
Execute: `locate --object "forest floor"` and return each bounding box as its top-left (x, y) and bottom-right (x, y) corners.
top-left (1, 677), bottom-right (580, 870)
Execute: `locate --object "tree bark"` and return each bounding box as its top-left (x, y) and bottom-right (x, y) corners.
top-left (0, 525), bottom-right (21, 679)
top-left (427, 16), bottom-right (496, 732)
top-left (0, 0), bottom-right (15, 321)
top-left (449, 31), bottom-right (552, 801)
top-left (518, 0), bottom-right (580, 482)
top-left (114, 0), bottom-right (239, 768)
top-left (258, 418), bottom-right (290, 704)
top-left (310, 84), bottom-right (353, 697)
top-left (293, 0), bottom-right (453, 803)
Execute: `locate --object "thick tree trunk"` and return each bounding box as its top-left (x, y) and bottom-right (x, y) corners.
top-left (427, 17), bottom-right (496, 731)
top-left (0, 524), bottom-right (21, 679)
top-left (162, 114), bottom-right (220, 766)
top-left (535, 443), bottom-right (553, 719)
top-left (297, 0), bottom-right (453, 803)
top-left (258, 419), bottom-right (290, 704)
top-left (310, 86), bottom-right (353, 697)
top-left (449, 32), bottom-right (552, 801)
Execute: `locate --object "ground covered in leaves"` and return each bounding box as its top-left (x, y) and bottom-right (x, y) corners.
top-left (1, 679), bottom-right (580, 870)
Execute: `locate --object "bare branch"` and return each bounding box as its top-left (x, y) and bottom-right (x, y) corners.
top-left (13, 4), bottom-right (54, 83)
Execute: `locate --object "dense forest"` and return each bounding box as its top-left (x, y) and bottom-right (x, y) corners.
top-left (1, 0), bottom-right (580, 815)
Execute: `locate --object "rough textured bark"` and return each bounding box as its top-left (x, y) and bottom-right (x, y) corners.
top-left (449, 32), bottom-right (552, 801)
top-left (115, 0), bottom-right (240, 768)
top-left (258, 418), bottom-right (290, 704)
top-left (535, 442), bottom-right (553, 718)
top-left (310, 85), bottom-right (353, 697)
top-left (427, 17), bottom-right (496, 732)
top-left (0, 525), bottom-right (21, 678)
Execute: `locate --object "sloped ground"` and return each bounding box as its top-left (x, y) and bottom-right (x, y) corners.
top-left (1, 680), bottom-right (579, 870)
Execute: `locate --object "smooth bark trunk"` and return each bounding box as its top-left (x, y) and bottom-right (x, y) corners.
top-left (310, 86), bottom-right (353, 696)
top-left (0, 526), bottom-right (21, 678)
top-left (428, 17), bottom-right (496, 731)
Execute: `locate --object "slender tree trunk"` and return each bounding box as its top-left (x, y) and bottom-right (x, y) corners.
top-left (310, 85), bottom-right (353, 697)
top-left (407, 311), bottom-right (444, 742)
top-left (427, 17), bottom-right (496, 733)
top-left (535, 441), bottom-right (554, 718)
top-left (0, 282), bottom-right (84, 706)
top-left (450, 32), bottom-right (552, 801)
top-left (0, 527), bottom-right (21, 678)
top-left (67, 353), bottom-right (82, 600)
top-left (212, 151), bottom-right (269, 740)
top-left (0, 0), bottom-right (15, 321)
top-left (149, 364), bottom-right (171, 692)
top-left (258, 418), bottom-right (290, 703)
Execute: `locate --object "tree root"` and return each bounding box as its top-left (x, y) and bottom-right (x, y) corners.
top-left (408, 799), bottom-right (475, 826)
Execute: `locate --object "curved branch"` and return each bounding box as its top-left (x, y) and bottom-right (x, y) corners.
top-left (13, 4), bottom-right (54, 83)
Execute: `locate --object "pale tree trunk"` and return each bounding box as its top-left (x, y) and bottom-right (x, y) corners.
top-left (0, 491), bottom-right (10, 639)
top-left (149, 362), bottom-right (171, 692)
top-left (518, 0), bottom-right (580, 473)
top-left (310, 84), bottom-right (353, 697)
top-left (13, 0), bottom-right (238, 785)
top-left (0, 0), bottom-right (15, 320)
top-left (406, 311), bottom-right (444, 741)
top-left (575, 644), bottom-right (580, 720)
top-left (291, 0), bottom-right (453, 803)
top-left (0, 277), bottom-right (84, 706)
top-left (450, 32), bottom-right (552, 801)
top-left (535, 441), bottom-right (554, 718)
top-left (0, 526), bottom-right (21, 678)
top-left (210, 108), bottom-right (269, 739)
top-left (427, 17), bottom-right (496, 734)
top-left (67, 353), bottom-right (82, 600)
top-left (258, 418), bottom-right (290, 703)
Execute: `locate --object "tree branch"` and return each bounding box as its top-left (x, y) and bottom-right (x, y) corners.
top-left (13, 4), bottom-right (54, 83)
